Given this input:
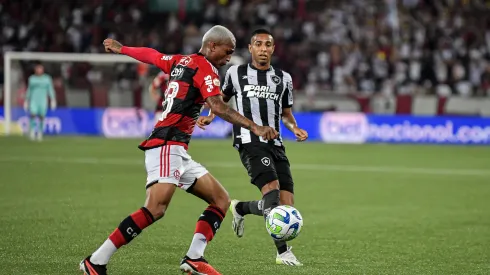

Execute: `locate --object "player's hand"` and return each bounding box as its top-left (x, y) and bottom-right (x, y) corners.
top-left (293, 127), bottom-right (308, 142)
top-left (196, 116), bottom-right (214, 130)
top-left (50, 100), bottom-right (57, 110)
top-left (103, 38), bottom-right (123, 54)
top-left (251, 125), bottom-right (278, 141)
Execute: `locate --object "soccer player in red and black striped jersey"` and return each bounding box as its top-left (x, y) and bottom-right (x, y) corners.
top-left (149, 71), bottom-right (170, 123)
top-left (79, 25), bottom-right (278, 275)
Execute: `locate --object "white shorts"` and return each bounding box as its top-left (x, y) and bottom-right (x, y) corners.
top-left (145, 145), bottom-right (208, 190)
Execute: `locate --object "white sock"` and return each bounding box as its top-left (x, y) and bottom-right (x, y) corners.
top-left (90, 239), bottom-right (117, 265)
top-left (186, 233), bottom-right (208, 259)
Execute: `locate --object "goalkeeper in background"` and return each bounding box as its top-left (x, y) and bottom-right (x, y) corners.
top-left (23, 63), bottom-right (56, 141)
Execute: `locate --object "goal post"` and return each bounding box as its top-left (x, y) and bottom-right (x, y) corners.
top-left (2, 51), bottom-right (139, 136)
top-left (2, 51), bottom-right (244, 136)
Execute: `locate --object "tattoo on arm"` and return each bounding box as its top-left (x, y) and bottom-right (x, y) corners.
top-left (206, 95), bottom-right (254, 130)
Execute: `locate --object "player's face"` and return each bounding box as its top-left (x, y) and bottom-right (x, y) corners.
top-left (34, 65), bottom-right (44, 75)
top-left (210, 41), bottom-right (236, 68)
top-left (249, 34), bottom-right (275, 66)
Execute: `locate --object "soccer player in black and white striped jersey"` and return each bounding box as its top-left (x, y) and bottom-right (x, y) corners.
top-left (197, 29), bottom-right (308, 266)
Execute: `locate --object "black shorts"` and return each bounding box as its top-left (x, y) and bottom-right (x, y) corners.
top-left (238, 143), bottom-right (294, 193)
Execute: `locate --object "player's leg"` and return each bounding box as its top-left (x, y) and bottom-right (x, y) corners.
top-left (36, 104), bottom-right (49, 141)
top-left (177, 159), bottom-right (229, 275)
top-left (27, 104), bottom-right (38, 140)
top-left (80, 146), bottom-right (178, 274)
top-left (274, 158), bottom-right (302, 266)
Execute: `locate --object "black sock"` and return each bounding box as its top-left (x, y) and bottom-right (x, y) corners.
top-left (235, 200), bottom-right (263, 216)
top-left (275, 240), bottom-right (288, 254)
top-left (261, 190), bottom-right (286, 254)
top-left (262, 189), bottom-right (280, 219)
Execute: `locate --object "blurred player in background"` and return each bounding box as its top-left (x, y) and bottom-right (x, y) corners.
top-left (149, 71), bottom-right (170, 123)
top-left (197, 29), bottom-right (308, 266)
top-left (80, 25), bottom-right (278, 275)
top-left (23, 63), bottom-right (56, 141)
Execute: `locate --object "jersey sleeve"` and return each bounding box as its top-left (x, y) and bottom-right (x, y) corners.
top-left (120, 46), bottom-right (179, 74)
top-left (221, 66), bottom-right (235, 97)
top-left (193, 62), bottom-right (221, 100)
top-left (282, 73), bottom-right (294, 108)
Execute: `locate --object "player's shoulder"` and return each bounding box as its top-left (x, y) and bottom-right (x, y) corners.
top-left (273, 67), bottom-right (292, 82)
top-left (225, 64), bottom-right (242, 75)
top-left (191, 54), bottom-right (219, 76)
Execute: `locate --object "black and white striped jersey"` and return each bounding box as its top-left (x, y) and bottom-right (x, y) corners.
top-left (222, 63), bottom-right (294, 148)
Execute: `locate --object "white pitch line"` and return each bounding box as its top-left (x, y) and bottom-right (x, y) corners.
top-left (0, 156), bottom-right (489, 177)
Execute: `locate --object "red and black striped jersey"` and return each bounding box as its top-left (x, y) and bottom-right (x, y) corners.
top-left (152, 71), bottom-right (169, 111)
top-left (120, 47), bottom-right (221, 150)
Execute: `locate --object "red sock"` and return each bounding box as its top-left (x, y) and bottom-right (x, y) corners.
top-left (109, 207), bottom-right (154, 248)
top-left (194, 205), bottom-right (225, 242)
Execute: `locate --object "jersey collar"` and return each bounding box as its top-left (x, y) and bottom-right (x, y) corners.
top-left (249, 63), bottom-right (273, 72)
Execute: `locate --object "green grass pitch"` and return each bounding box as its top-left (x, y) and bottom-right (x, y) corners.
top-left (0, 137), bottom-right (489, 275)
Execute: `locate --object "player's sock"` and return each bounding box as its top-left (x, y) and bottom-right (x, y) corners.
top-left (261, 190), bottom-right (287, 253)
top-left (186, 205), bottom-right (225, 259)
top-left (262, 189), bottom-right (280, 218)
top-left (235, 200), bottom-right (263, 216)
top-left (274, 240), bottom-right (288, 254)
top-left (90, 207), bottom-right (154, 265)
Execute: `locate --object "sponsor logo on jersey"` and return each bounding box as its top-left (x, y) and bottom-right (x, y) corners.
top-left (204, 75), bottom-right (214, 93)
top-left (170, 67), bottom-right (184, 78)
top-left (161, 55), bottom-right (173, 61)
top-left (244, 85), bottom-right (279, 100)
top-left (270, 75), bottom-right (282, 85)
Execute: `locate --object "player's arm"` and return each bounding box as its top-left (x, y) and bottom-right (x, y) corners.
top-left (206, 95), bottom-right (277, 140)
top-left (24, 77), bottom-right (32, 111)
top-left (281, 75), bottom-right (308, 142)
top-left (198, 67), bottom-right (234, 127)
top-left (102, 38), bottom-right (174, 73)
top-left (47, 76), bottom-right (57, 109)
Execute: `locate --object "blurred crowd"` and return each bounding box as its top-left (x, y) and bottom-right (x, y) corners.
top-left (2, 0), bottom-right (490, 98)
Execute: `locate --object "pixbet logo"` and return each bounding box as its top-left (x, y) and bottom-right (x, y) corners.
top-left (102, 108), bottom-right (149, 138)
top-left (319, 113), bottom-right (369, 144)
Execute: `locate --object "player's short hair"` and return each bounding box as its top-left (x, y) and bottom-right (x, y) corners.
top-left (251, 29), bottom-right (273, 43)
top-left (202, 25), bottom-right (236, 47)
top-left (252, 29), bottom-right (272, 37)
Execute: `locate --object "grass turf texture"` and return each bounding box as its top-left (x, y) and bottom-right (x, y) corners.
top-left (0, 137), bottom-right (489, 275)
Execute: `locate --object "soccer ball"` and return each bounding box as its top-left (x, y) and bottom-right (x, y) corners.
top-left (265, 205), bottom-right (303, 241)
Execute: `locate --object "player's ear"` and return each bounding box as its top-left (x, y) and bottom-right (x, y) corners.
top-left (271, 44), bottom-right (275, 54)
top-left (248, 44), bottom-right (252, 54)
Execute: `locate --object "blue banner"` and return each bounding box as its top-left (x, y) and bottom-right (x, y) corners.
top-left (317, 113), bottom-right (490, 145)
top-left (2, 108), bottom-right (489, 145)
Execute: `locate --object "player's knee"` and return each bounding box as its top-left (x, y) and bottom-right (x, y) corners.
top-left (260, 180), bottom-right (280, 195)
top-left (209, 190), bottom-right (230, 213)
top-left (145, 203), bottom-right (168, 220)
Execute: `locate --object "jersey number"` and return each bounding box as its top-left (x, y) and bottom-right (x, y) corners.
top-left (159, 82), bottom-right (179, 121)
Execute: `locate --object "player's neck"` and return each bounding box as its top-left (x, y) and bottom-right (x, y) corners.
top-left (251, 61), bottom-right (271, 71)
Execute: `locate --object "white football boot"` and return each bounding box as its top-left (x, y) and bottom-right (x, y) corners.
top-left (229, 199), bottom-right (245, 237)
top-left (276, 246), bottom-right (303, 266)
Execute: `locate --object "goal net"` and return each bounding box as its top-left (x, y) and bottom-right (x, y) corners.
top-left (1, 51), bottom-right (242, 136)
